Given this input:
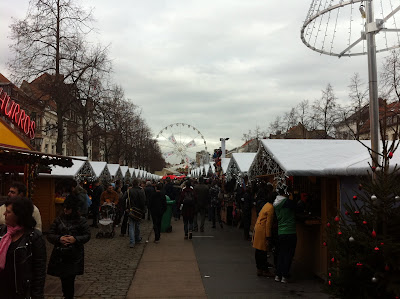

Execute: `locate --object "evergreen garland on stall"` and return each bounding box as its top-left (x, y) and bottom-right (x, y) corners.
top-left (325, 142), bottom-right (400, 298)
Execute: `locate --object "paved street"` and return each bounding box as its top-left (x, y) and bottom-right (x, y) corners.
top-left (43, 217), bottom-right (329, 298)
top-left (44, 219), bottom-right (153, 299)
top-left (193, 220), bottom-right (329, 299)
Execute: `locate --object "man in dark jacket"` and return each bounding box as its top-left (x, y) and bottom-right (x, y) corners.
top-left (193, 177), bottom-right (210, 232)
top-left (148, 183), bottom-right (167, 243)
top-left (121, 179), bottom-right (146, 248)
top-left (144, 181), bottom-right (156, 220)
top-left (90, 180), bottom-right (103, 228)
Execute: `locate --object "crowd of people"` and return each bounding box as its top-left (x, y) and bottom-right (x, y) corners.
top-left (0, 176), bottom-right (298, 298)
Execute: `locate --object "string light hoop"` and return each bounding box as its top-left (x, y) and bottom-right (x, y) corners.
top-left (301, 0), bottom-right (400, 57)
top-left (155, 123), bottom-right (208, 166)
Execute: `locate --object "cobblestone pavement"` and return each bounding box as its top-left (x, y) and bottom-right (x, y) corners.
top-left (44, 219), bottom-right (153, 299)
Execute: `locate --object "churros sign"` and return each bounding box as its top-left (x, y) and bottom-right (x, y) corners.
top-left (0, 88), bottom-right (36, 139)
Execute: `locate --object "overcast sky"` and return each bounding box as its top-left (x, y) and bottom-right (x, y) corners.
top-left (1, 0), bottom-right (399, 152)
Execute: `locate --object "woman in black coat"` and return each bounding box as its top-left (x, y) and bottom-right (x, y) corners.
top-left (47, 194), bottom-right (91, 299)
top-left (148, 183), bottom-right (167, 243)
top-left (0, 197), bottom-right (46, 299)
top-left (178, 180), bottom-right (197, 239)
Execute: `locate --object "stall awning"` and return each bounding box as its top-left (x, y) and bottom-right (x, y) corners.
top-left (0, 144), bottom-right (73, 170)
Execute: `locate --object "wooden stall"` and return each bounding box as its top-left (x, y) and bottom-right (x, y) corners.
top-left (0, 117), bottom-right (73, 231)
top-left (248, 139), bottom-right (379, 278)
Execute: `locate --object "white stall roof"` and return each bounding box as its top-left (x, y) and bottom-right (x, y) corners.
top-left (209, 162), bottom-right (215, 173)
top-left (221, 158), bottom-right (231, 174)
top-left (50, 160), bottom-right (84, 176)
top-left (89, 161), bottom-right (107, 178)
top-left (204, 164), bottom-right (210, 174)
top-left (232, 153), bottom-right (257, 173)
top-left (134, 169), bottom-right (140, 177)
top-left (260, 139), bottom-right (400, 176)
top-left (120, 166), bottom-right (129, 178)
top-left (129, 168), bottom-right (135, 177)
top-left (107, 164), bottom-right (121, 176)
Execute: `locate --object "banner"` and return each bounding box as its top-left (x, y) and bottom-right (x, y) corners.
top-left (185, 139), bottom-right (196, 148)
top-left (162, 151), bottom-right (174, 158)
top-left (168, 134), bottom-right (177, 144)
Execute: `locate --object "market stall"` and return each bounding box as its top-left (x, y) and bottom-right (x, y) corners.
top-left (248, 139), bottom-right (381, 278)
top-left (107, 164), bottom-right (123, 182)
top-left (89, 161), bottom-right (111, 184)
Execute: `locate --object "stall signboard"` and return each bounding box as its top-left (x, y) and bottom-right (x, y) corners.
top-left (0, 87), bottom-right (36, 139)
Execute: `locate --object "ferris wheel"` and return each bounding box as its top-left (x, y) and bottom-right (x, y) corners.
top-left (155, 123), bottom-right (209, 166)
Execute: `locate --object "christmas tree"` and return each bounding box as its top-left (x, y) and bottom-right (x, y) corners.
top-left (325, 138), bottom-right (400, 298)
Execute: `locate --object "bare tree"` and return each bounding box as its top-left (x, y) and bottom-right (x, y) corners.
top-left (282, 107), bottom-right (298, 132)
top-left (380, 49), bottom-right (400, 102)
top-left (311, 83), bottom-right (341, 138)
top-left (337, 73), bottom-right (369, 140)
top-left (297, 99), bottom-right (311, 129)
top-left (8, 0), bottom-right (110, 154)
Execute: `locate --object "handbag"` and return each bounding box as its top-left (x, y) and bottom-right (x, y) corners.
top-left (127, 190), bottom-right (143, 221)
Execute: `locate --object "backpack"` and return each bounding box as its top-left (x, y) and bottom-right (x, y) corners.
top-left (183, 190), bottom-right (195, 207)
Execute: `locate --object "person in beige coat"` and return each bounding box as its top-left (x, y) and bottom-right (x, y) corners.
top-left (252, 198), bottom-right (274, 277)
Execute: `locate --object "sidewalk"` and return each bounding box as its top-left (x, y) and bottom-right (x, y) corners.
top-left (127, 220), bottom-right (207, 298)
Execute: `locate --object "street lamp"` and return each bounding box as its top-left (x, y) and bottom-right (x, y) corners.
top-left (219, 138), bottom-right (229, 159)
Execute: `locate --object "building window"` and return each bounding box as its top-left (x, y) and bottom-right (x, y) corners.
top-left (44, 144), bottom-right (49, 153)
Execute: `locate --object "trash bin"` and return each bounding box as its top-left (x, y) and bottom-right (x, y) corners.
top-left (161, 196), bottom-right (175, 233)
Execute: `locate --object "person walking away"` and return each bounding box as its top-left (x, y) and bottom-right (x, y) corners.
top-left (121, 179), bottom-right (146, 248)
top-left (90, 180), bottom-right (103, 228)
top-left (119, 184), bottom-right (132, 237)
top-left (252, 194), bottom-right (275, 277)
top-left (114, 186), bottom-right (124, 226)
top-left (209, 180), bottom-right (223, 229)
top-left (0, 197), bottom-right (46, 299)
top-left (242, 184), bottom-right (253, 240)
top-left (179, 180), bottom-right (196, 239)
top-left (148, 183), bottom-right (167, 243)
top-left (73, 182), bottom-right (89, 218)
top-left (47, 195), bottom-right (91, 299)
top-left (164, 178), bottom-right (177, 220)
top-left (0, 181), bottom-right (42, 231)
top-left (273, 187), bottom-right (297, 284)
top-left (144, 181), bottom-right (156, 221)
top-left (193, 177), bottom-right (209, 232)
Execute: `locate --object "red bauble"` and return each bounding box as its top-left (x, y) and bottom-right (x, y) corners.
top-left (331, 257), bottom-right (335, 262)
top-left (389, 151), bottom-right (393, 159)
top-left (354, 211), bottom-right (360, 215)
top-left (328, 280), bottom-right (332, 286)
top-left (323, 242), bottom-right (327, 246)
top-left (329, 272), bottom-right (332, 277)
top-left (356, 262), bottom-right (363, 268)
top-left (374, 246), bottom-right (380, 251)
top-left (326, 222), bottom-right (331, 227)
top-left (334, 216), bottom-right (340, 222)
top-left (380, 242), bottom-right (384, 245)
top-left (353, 195), bottom-right (358, 200)
top-left (338, 231), bottom-right (342, 235)
top-left (363, 221), bottom-right (367, 225)
top-left (371, 166), bottom-right (376, 172)
top-left (385, 265), bottom-right (390, 271)
top-left (345, 211), bottom-right (349, 215)
top-left (371, 230), bottom-right (377, 238)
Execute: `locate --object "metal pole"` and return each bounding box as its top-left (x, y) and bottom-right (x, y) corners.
top-left (221, 139), bottom-right (226, 159)
top-left (366, 0), bottom-right (380, 171)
